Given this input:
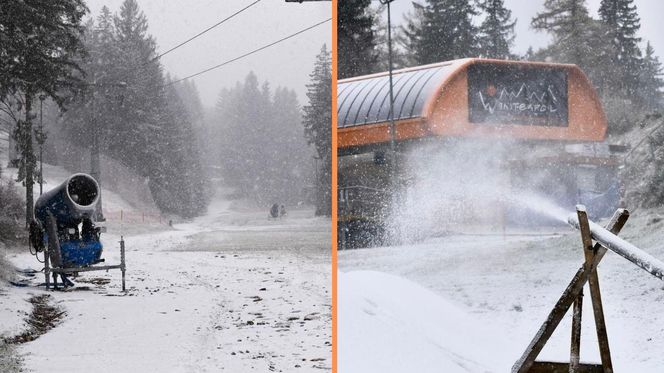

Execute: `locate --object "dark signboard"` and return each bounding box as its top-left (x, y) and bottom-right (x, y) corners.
top-left (467, 63), bottom-right (568, 127)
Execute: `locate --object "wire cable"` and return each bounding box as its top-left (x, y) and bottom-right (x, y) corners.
top-left (165, 17), bottom-right (331, 86)
top-left (148, 0), bottom-right (263, 64)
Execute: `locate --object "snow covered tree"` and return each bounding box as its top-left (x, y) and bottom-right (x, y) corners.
top-left (476, 0), bottom-right (516, 59)
top-left (61, 7), bottom-right (124, 151)
top-left (303, 45), bottom-right (332, 216)
top-left (0, 0), bottom-right (88, 226)
top-left (338, 0), bottom-right (379, 79)
top-left (599, 0), bottom-right (642, 97)
top-left (638, 42), bottom-right (664, 111)
top-left (272, 87), bottom-right (312, 203)
top-left (174, 79), bottom-right (205, 126)
top-left (212, 72), bottom-right (310, 206)
top-left (110, 0), bottom-right (164, 169)
top-left (403, 0), bottom-right (479, 65)
top-left (56, 1), bottom-right (211, 217)
top-left (153, 80), bottom-right (211, 218)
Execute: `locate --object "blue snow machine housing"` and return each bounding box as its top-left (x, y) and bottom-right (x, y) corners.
top-left (30, 173), bottom-right (104, 270)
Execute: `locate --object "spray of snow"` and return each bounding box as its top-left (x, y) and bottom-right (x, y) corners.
top-left (511, 192), bottom-right (570, 223)
top-left (388, 140), bottom-right (570, 243)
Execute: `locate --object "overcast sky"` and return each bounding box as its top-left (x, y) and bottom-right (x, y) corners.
top-left (85, 0), bottom-right (331, 108)
top-left (83, 1), bottom-right (661, 108)
top-left (385, 0), bottom-right (663, 63)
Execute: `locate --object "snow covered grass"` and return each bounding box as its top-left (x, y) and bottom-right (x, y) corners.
top-left (0, 162), bottom-right (331, 372)
top-left (339, 216), bottom-right (664, 372)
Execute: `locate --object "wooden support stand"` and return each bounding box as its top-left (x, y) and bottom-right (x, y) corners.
top-left (512, 207), bottom-right (629, 373)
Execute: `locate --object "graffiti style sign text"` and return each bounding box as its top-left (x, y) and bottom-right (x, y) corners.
top-left (468, 64), bottom-right (569, 127)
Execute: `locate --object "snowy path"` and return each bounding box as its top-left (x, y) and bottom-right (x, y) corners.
top-left (339, 220), bottom-right (664, 372)
top-left (1, 188), bottom-right (331, 372)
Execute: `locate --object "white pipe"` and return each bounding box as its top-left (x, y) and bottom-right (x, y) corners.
top-left (568, 213), bottom-right (664, 281)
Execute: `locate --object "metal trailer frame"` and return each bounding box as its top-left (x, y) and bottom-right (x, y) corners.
top-left (42, 215), bottom-right (126, 291)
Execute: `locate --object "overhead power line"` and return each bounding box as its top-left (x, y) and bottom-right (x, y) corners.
top-left (149, 0), bottom-right (263, 63)
top-left (165, 18), bottom-right (331, 86)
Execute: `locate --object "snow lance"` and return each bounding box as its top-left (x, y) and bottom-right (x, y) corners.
top-left (567, 207), bottom-right (664, 281)
top-left (29, 173), bottom-right (125, 290)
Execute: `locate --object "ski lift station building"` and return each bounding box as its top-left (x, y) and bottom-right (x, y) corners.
top-left (337, 58), bottom-right (621, 247)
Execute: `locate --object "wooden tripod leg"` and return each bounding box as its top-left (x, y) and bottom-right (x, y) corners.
top-left (588, 270), bottom-right (612, 372)
top-left (571, 207), bottom-right (592, 371)
top-left (511, 209), bottom-right (629, 373)
top-left (570, 291), bottom-right (583, 371)
top-left (577, 206), bottom-right (617, 372)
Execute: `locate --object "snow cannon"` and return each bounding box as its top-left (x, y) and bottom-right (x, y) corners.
top-left (31, 173), bottom-right (103, 270)
top-left (34, 173), bottom-right (100, 227)
top-left (30, 174), bottom-right (114, 290)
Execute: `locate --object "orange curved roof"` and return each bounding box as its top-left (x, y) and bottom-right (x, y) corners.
top-left (337, 58), bottom-right (607, 150)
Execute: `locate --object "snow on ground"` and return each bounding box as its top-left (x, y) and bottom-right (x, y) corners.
top-left (340, 271), bottom-right (514, 373)
top-left (340, 216), bottom-right (664, 372)
top-left (0, 162), bottom-right (331, 372)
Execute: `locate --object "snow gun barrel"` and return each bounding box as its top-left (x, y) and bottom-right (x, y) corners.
top-left (34, 173), bottom-right (100, 226)
top-left (567, 207), bottom-right (664, 281)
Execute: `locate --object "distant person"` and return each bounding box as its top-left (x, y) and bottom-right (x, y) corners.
top-left (269, 203), bottom-right (279, 219)
top-left (279, 204), bottom-right (287, 217)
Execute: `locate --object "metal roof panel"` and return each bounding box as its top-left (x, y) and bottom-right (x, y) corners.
top-left (337, 62), bottom-right (458, 128)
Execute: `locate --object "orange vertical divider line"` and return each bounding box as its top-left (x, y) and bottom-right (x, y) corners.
top-left (331, 0), bottom-right (338, 372)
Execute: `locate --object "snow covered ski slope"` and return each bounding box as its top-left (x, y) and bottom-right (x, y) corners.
top-left (340, 226), bottom-right (664, 372)
top-left (0, 163), bottom-right (331, 372)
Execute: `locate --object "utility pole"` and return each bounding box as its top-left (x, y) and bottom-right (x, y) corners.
top-left (380, 0), bottom-right (398, 245)
top-left (380, 0), bottom-right (396, 178)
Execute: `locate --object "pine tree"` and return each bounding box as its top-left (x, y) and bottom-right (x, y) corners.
top-left (111, 0), bottom-right (164, 171)
top-left (638, 42), bottom-right (664, 111)
top-left (57, 1), bottom-right (211, 217)
top-left (272, 87), bottom-right (310, 203)
top-left (155, 80), bottom-right (210, 217)
top-left (175, 80), bottom-right (205, 126)
top-left (338, 0), bottom-right (379, 79)
top-left (212, 72), bottom-right (309, 206)
top-left (523, 46), bottom-right (536, 61)
top-left (599, 0), bottom-right (642, 97)
top-left (397, 2), bottom-right (427, 67)
top-left (212, 86), bottom-right (239, 182)
top-left (476, 0), bottom-right (516, 59)
top-left (532, 0), bottom-right (592, 66)
top-left (303, 45), bottom-right (332, 216)
top-left (404, 0), bottom-right (479, 65)
top-left (62, 7), bottom-right (124, 152)
top-left (531, 0), bottom-right (616, 94)
top-left (0, 0), bottom-right (88, 226)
